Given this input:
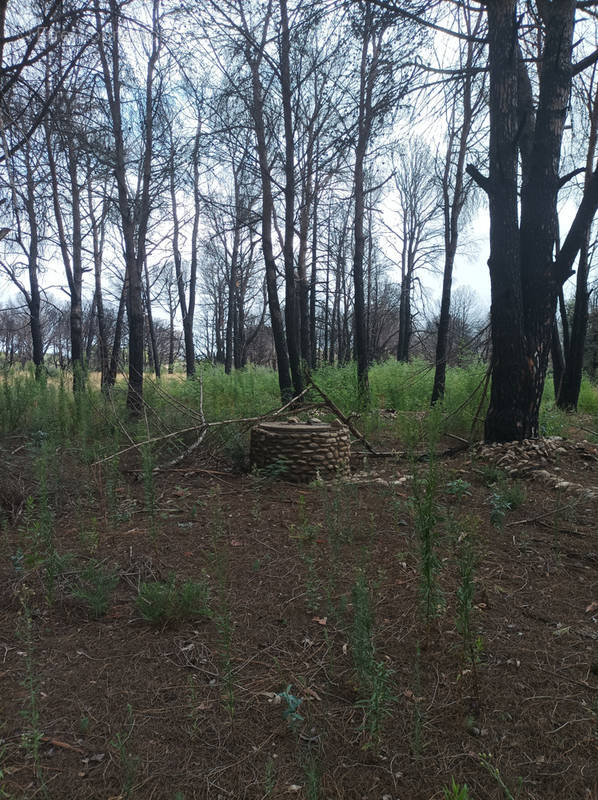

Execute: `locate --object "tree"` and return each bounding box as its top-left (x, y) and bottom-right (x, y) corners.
top-left (431, 3), bottom-right (485, 404)
top-left (94, 0), bottom-right (162, 416)
top-left (554, 65), bottom-right (598, 409)
top-left (466, 1), bottom-right (598, 442)
top-left (392, 140), bottom-right (442, 363)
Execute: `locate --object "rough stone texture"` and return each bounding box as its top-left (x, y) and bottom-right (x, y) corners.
top-left (250, 419), bottom-right (350, 483)
top-left (472, 436), bottom-right (598, 500)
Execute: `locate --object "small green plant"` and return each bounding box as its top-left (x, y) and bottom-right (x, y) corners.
top-left (356, 659), bottom-right (397, 750)
top-left (455, 530), bottom-right (476, 654)
top-left (446, 478), bottom-right (472, 500)
top-left (489, 490), bottom-right (510, 529)
top-left (411, 642), bottom-right (424, 761)
top-left (110, 704), bottom-right (139, 799)
top-left (488, 477), bottom-right (525, 529)
top-left (141, 440), bottom-right (157, 540)
top-left (0, 734), bottom-right (10, 799)
top-left (252, 457), bottom-right (289, 482)
top-left (263, 756), bottom-right (277, 796)
top-left (411, 463), bottom-right (444, 623)
top-left (277, 685), bottom-right (304, 730)
top-left (302, 751), bottom-right (321, 800)
top-left (71, 560), bottom-right (119, 619)
top-left (478, 753), bottom-right (517, 800)
top-left (443, 777), bottom-right (472, 799)
top-left (137, 575), bottom-right (211, 625)
top-left (79, 715), bottom-right (90, 735)
top-left (216, 602), bottom-right (235, 719)
top-left (350, 571), bottom-right (375, 692)
top-left (17, 586), bottom-right (46, 797)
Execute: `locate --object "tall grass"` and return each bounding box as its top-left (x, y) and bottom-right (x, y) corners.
top-left (2, 360), bottom-right (598, 447)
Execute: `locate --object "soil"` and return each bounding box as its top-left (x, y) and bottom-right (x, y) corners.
top-left (1, 428), bottom-right (597, 800)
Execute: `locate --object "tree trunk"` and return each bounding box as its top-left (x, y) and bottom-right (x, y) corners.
top-left (280, 0), bottom-right (303, 396)
top-left (106, 277), bottom-right (127, 391)
top-left (247, 35), bottom-right (292, 403)
top-left (431, 11), bottom-right (478, 405)
top-left (24, 156), bottom-right (43, 377)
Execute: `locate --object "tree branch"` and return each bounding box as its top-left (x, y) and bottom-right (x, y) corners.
top-left (466, 163), bottom-right (491, 194)
top-left (556, 164), bottom-right (598, 282)
top-left (572, 47), bottom-right (598, 76)
top-left (558, 167), bottom-right (586, 189)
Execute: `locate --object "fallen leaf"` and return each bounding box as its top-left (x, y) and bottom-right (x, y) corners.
top-left (585, 600), bottom-right (598, 614)
top-left (287, 785), bottom-right (302, 792)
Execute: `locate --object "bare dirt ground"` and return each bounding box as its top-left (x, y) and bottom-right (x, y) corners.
top-left (0, 430), bottom-right (597, 800)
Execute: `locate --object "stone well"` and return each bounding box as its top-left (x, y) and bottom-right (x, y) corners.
top-left (249, 419), bottom-right (351, 483)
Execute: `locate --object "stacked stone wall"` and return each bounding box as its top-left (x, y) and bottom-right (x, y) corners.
top-left (250, 420), bottom-right (350, 482)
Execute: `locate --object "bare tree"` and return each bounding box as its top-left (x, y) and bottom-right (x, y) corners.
top-left (466, 1), bottom-right (598, 442)
top-left (94, 0), bottom-right (162, 415)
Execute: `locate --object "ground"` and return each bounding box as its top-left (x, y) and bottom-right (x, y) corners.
top-left (0, 425), bottom-right (597, 800)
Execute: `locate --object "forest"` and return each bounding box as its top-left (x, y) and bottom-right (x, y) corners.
top-left (1, 1), bottom-right (598, 799)
top-left (1, 0), bottom-right (597, 438)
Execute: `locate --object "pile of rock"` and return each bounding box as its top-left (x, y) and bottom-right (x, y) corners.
top-left (473, 436), bottom-right (598, 500)
top-left (250, 419), bottom-right (350, 483)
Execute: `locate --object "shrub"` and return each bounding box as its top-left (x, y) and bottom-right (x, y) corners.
top-left (137, 574), bottom-right (211, 625)
top-left (71, 560), bottom-right (119, 619)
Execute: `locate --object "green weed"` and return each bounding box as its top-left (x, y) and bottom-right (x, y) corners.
top-left (263, 756), bottom-right (277, 796)
top-left (70, 560), bottom-right (119, 619)
top-left (356, 659), bottom-right (397, 750)
top-left (478, 753), bottom-right (517, 800)
top-left (350, 571), bottom-right (375, 692)
top-left (411, 642), bottom-right (424, 761)
top-left (141, 440), bottom-right (157, 540)
top-left (277, 685), bottom-right (304, 731)
top-left (110, 704), bottom-right (139, 799)
top-left (137, 575), bottom-right (211, 625)
top-left (17, 586), bottom-right (46, 796)
top-left (443, 777), bottom-right (472, 800)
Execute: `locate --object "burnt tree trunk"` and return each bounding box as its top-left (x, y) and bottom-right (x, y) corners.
top-left (246, 23), bottom-right (292, 403)
top-left (280, 0), bottom-right (303, 396)
top-left (467, 0), bottom-right (598, 442)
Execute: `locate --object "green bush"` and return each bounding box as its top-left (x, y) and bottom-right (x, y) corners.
top-left (71, 560), bottom-right (119, 619)
top-left (137, 574), bottom-right (211, 625)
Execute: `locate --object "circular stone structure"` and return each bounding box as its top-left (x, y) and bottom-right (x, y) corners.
top-left (250, 419), bottom-right (350, 483)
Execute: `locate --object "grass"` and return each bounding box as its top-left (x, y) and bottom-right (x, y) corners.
top-left (4, 361), bottom-right (598, 457)
top-left (2, 359), bottom-right (598, 796)
top-left (136, 575), bottom-right (211, 626)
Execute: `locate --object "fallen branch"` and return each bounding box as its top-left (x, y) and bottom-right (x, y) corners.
top-left (307, 378), bottom-right (379, 455)
top-left (92, 385), bottom-right (313, 467)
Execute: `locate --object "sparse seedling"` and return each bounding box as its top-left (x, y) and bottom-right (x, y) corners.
top-left (302, 751), bottom-right (321, 800)
top-left (277, 685), bottom-right (304, 731)
top-left (446, 478), bottom-right (472, 500)
top-left (71, 560), bottom-right (119, 619)
top-left (17, 586), bottom-right (46, 795)
top-left (479, 752), bottom-right (517, 800)
top-left (264, 757), bottom-right (277, 796)
top-left (443, 777), bottom-right (472, 800)
top-left (489, 477), bottom-right (525, 529)
top-left (141, 440), bottom-right (157, 540)
top-left (350, 571), bottom-right (375, 692)
top-left (137, 575), bottom-right (211, 625)
top-left (110, 703), bottom-right (139, 799)
top-left (356, 659), bottom-right (397, 750)
top-left (216, 601), bottom-right (235, 719)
